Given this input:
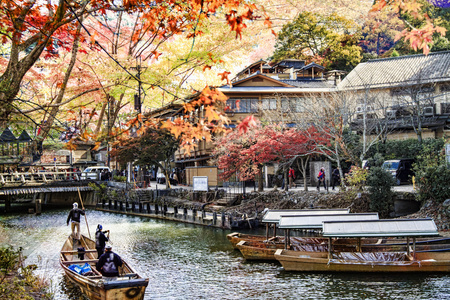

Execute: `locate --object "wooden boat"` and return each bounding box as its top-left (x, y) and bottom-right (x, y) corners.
top-left (227, 208), bottom-right (351, 249)
top-left (235, 213), bottom-right (380, 260)
top-left (237, 236), bottom-right (450, 261)
top-left (236, 237), bottom-right (333, 261)
top-left (227, 232), bottom-right (282, 249)
top-left (60, 235), bottom-right (149, 300)
top-left (274, 218), bottom-right (450, 272)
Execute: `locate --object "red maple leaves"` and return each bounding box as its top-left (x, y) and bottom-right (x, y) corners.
top-left (213, 123), bottom-right (329, 181)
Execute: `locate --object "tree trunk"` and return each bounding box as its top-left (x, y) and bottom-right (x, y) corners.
top-left (296, 156), bottom-right (309, 191)
top-left (94, 99), bottom-right (108, 136)
top-left (258, 165), bottom-right (264, 192)
top-left (36, 22), bottom-right (83, 141)
top-left (283, 166), bottom-right (288, 192)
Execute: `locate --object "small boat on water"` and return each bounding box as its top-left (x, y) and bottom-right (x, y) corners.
top-left (274, 218), bottom-right (450, 272)
top-left (235, 213), bottom-right (380, 260)
top-left (227, 208), bottom-right (351, 249)
top-left (60, 235), bottom-right (149, 300)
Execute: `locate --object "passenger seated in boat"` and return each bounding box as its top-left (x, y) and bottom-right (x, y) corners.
top-left (96, 245), bottom-right (123, 277)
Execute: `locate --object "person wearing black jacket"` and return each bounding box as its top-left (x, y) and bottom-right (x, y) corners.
top-left (66, 202), bottom-right (85, 240)
top-left (95, 224), bottom-right (109, 258)
top-left (96, 245), bottom-right (123, 277)
top-left (331, 167), bottom-right (341, 190)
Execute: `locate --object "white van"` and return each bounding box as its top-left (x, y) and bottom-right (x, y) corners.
top-left (80, 166), bottom-right (110, 180)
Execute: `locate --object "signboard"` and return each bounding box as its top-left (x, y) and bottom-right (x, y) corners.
top-left (193, 176), bottom-right (208, 191)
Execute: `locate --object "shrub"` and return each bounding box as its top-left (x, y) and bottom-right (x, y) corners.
top-left (344, 166), bottom-right (368, 191)
top-left (88, 182), bottom-right (108, 202)
top-left (113, 175), bottom-right (126, 182)
top-left (414, 144), bottom-right (450, 203)
top-left (366, 167), bottom-right (395, 218)
top-left (367, 138), bottom-right (445, 161)
top-left (0, 246), bottom-right (52, 299)
top-left (340, 166), bottom-right (368, 204)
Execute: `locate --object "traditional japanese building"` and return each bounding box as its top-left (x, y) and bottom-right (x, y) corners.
top-left (339, 51), bottom-right (450, 140)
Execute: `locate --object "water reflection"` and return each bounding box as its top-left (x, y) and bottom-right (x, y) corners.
top-left (0, 209), bottom-right (449, 300)
top-left (60, 276), bottom-right (89, 300)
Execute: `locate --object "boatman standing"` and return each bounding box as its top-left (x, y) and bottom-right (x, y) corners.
top-left (96, 245), bottom-right (123, 277)
top-left (66, 202), bottom-right (85, 240)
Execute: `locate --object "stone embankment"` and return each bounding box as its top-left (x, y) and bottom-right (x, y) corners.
top-left (404, 199), bottom-right (450, 232)
top-left (102, 186), bottom-right (449, 231)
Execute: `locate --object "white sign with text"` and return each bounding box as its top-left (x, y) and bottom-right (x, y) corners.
top-left (193, 176), bottom-right (208, 191)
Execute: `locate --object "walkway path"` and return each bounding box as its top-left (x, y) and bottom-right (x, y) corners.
top-left (143, 181), bottom-right (415, 194)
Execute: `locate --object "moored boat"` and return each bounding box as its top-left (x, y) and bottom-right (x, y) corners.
top-left (274, 218), bottom-right (450, 272)
top-left (59, 235), bottom-right (149, 300)
top-left (227, 208), bottom-right (351, 249)
top-left (235, 213), bottom-right (380, 260)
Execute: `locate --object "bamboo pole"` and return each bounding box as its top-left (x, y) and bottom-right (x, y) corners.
top-left (78, 188), bottom-right (91, 239)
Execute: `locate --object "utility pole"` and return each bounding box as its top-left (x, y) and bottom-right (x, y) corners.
top-left (107, 97), bottom-right (111, 168)
top-left (131, 58), bottom-right (146, 115)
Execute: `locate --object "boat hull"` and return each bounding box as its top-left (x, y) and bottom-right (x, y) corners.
top-left (60, 235), bottom-right (149, 300)
top-left (274, 249), bottom-right (450, 272)
top-left (236, 240), bottom-right (279, 261)
top-left (62, 265), bottom-right (148, 300)
top-left (226, 232), bottom-right (278, 249)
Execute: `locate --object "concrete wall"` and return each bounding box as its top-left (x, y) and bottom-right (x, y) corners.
top-left (310, 161), bottom-right (332, 186)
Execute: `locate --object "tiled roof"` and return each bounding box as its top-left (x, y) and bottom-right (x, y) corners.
top-left (301, 62), bottom-right (325, 70)
top-left (338, 51), bottom-right (450, 90)
top-left (17, 130), bottom-right (32, 142)
top-left (218, 85), bottom-right (334, 94)
top-left (0, 128), bottom-right (16, 143)
top-left (280, 79), bottom-right (335, 88)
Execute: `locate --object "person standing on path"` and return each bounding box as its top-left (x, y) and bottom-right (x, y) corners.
top-left (331, 167), bottom-right (340, 190)
top-left (288, 167), bottom-right (296, 188)
top-left (317, 167), bottom-right (327, 191)
top-left (66, 202), bottom-right (85, 240)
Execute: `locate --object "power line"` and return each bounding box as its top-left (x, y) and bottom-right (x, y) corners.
top-left (64, 1), bottom-right (183, 104)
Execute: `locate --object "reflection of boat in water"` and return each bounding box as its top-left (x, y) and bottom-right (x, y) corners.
top-left (274, 218), bottom-right (450, 272)
top-left (59, 235), bottom-right (149, 300)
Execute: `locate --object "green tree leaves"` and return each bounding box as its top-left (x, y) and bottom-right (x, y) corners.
top-left (272, 12), bottom-right (362, 71)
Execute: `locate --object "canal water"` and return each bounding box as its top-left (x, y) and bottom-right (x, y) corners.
top-left (1, 209), bottom-right (449, 300)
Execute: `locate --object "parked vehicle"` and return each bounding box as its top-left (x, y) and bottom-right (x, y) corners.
top-left (80, 166), bottom-right (110, 180)
top-left (382, 158), bottom-right (415, 185)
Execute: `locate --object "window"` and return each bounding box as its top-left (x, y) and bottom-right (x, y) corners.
top-left (261, 98), bottom-right (277, 110)
top-left (281, 99), bottom-right (304, 112)
top-left (226, 98), bottom-right (258, 113)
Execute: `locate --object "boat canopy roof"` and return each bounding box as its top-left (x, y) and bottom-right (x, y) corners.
top-left (323, 218), bottom-right (439, 238)
top-left (278, 213), bottom-right (379, 229)
top-left (262, 208), bottom-right (349, 223)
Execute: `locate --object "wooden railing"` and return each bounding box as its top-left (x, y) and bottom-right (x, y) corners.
top-left (0, 171), bottom-right (83, 185)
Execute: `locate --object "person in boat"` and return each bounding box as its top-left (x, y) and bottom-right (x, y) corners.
top-left (95, 224), bottom-right (109, 258)
top-left (66, 202), bottom-right (85, 240)
top-left (96, 245), bottom-right (123, 277)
